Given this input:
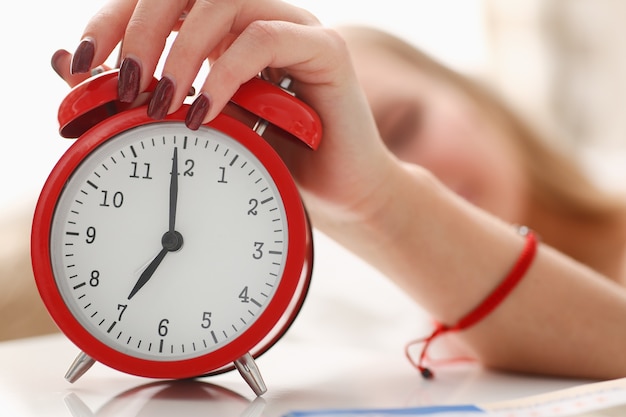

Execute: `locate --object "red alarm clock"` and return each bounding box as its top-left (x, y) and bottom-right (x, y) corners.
top-left (31, 69), bottom-right (321, 396)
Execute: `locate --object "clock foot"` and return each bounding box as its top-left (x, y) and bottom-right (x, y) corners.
top-left (65, 351), bottom-right (96, 383)
top-left (234, 352), bottom-right (267, 396)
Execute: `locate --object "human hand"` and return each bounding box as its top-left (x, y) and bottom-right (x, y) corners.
top-left (52, 0), bottom-right (401, 232)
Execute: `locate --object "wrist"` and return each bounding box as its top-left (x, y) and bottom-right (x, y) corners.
top-left (325, 160), bottom-right (531, 324)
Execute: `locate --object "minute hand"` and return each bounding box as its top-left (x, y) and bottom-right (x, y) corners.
top-left (169, 147), bottom-right (178, 232)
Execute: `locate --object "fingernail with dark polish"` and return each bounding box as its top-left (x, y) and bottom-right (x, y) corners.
top-left (148, 76), bottom-right (176, 120)
top-left (186, 93), bottom-right (211, 130)
top-left (71, 38), bottom-right (95, 74)
top-left (51, 49), bottom-right (70, 78)
top-left (118, 56), bottom-right (141, 103)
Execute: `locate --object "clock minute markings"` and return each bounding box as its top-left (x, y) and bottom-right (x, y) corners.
top-left (107, 321), bottom-right (117, 333)
top-left (72, 282), bottom-right (86, 290)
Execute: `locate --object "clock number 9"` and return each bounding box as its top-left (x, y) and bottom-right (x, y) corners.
top-left (85, 226), bottom-right (96, 244)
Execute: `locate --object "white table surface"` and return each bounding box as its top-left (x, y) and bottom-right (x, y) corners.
top-left (0, 232), bottom-right (593, 417)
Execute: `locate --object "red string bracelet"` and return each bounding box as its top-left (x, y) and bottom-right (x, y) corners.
top-left (405, 225), bottom-right (538, 379)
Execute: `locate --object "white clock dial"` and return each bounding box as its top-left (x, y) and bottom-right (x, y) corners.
top-left (49, 123), bottom-right (288, 361)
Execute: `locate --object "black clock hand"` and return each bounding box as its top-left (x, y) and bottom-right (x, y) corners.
top-left (128, 247), bottom-right (168, 300)
top-left (169, 147), bottom-right (178, 232)
top-left (128, 229), bottom-right (184, 300)
top-left (128, 147), bottom-right (183, 300)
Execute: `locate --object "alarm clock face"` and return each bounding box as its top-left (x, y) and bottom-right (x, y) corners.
top-left (36, 116), bottom-right (309, 377)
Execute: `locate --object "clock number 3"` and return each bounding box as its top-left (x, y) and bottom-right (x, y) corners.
top-left (253, 242), bottom-right (264, 259)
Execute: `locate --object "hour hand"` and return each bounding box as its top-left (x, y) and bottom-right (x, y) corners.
top-left (127, 229), bottom-right (183, 300)
top-left (128, 247), bottom-right (168, 300)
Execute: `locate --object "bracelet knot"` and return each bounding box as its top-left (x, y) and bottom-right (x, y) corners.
top-left (405, 226), bottom-right (538, 378)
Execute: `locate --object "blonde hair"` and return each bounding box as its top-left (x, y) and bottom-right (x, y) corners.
top-left (339, 25), bottom-right (625, 223)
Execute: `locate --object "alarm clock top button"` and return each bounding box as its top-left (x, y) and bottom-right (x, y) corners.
top-left (58, 70), bottom-right (157, 139)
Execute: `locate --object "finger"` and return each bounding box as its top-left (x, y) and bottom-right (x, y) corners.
top-left (162, 0), bottom-right (319, 115)
top-left (52, 49), bottom-right (112, 88)
top-left (194, 22), bottom-right (345, 123)
top-left (159, 0), bottom-right (237, 111)
top-left (118, 0), bottom-right (189, 93)
top-left (73, 0), bottom-right (140, 73)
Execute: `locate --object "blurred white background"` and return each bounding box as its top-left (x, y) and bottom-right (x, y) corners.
top-left (0, 0), bottom-right (488, 211)
top-left (2, 0), bottom-right (626, 212)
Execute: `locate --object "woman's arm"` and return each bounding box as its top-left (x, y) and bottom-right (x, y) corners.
top-left (343, 162), bottom-right (626, 379)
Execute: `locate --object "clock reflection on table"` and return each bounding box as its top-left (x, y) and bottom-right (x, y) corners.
top-left (64, 380), bottom-right (266, 417)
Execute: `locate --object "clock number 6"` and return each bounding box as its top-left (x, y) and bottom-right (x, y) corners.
top-left (158, 319), bottom-right (169, 337)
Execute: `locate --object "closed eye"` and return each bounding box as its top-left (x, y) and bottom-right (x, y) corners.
top-left (380, 104), bottom-right (421, 156)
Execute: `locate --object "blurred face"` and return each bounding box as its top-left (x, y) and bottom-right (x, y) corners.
top-left (348, 43), bottom-right (529, 223)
